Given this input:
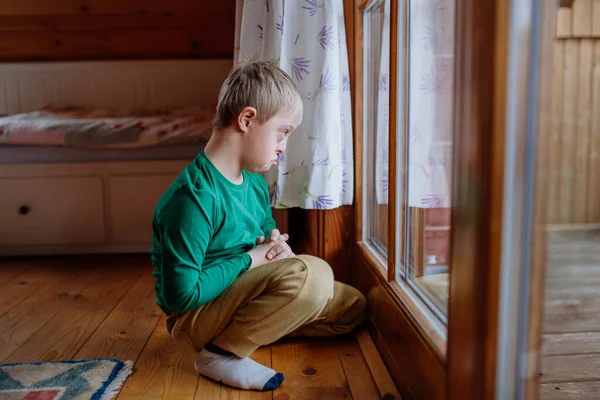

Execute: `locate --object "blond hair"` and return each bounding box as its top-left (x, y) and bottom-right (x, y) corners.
top-left (213, 61), bottom-right (303, 129)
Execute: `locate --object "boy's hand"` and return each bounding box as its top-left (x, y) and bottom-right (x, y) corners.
top-left (266, 240), bottom-right (295, 261)
top-left (248, 233), bottom-right (295, 269)
top-left (256, 229), bottom-right (289, 245)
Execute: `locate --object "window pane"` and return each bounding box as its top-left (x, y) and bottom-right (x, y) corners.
top-left (364, 0), bottom-right (391, 257)
top-left (397, 0), bottom-right (456, 319)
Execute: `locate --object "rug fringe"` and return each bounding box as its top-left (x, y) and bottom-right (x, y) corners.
top-left (99, 360), bottom-right (133, 400)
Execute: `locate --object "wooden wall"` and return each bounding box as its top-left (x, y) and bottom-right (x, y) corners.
top-left (546, 1), bottom-right (600, 225)
top-left (0, 1), bottom-right (235, 61)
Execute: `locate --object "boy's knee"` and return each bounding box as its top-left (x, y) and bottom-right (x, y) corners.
top-left (293, 255), bottom-right (334, 312)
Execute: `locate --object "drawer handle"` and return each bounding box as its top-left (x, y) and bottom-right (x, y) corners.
top-left (18, 205), bottom-right (30, 215)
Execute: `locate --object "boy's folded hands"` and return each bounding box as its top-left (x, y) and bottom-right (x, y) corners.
top-left (248, 229), bottom-right (295, 269)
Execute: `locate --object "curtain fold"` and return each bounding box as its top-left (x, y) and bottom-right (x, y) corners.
top-left (235, 0), bottom-right (353, 210)
top-left (375, 0), bottom-right (454, 209)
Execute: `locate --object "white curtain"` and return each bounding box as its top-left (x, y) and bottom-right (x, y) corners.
top-left (407, 0), bottom-right (454, 208)
top-left (375, 0), bottom-right (454, 208)
top-left (235, 0), bottom-right (353, 210)
top-left (375, 0), bottom-right (391, 205)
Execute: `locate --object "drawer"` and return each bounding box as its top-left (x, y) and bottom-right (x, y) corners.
top-left (109, 175), bottom-right (176, 243)
top-left (0, 177), bottom-right (105, 246)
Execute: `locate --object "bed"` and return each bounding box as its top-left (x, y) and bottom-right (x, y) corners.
top-left (0, 59), bottom-right (231, 256)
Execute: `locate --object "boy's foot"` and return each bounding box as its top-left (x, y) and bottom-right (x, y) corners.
top-left (194, 344), bottom-right (284, 391)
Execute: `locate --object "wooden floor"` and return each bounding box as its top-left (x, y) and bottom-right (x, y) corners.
top-left (540, 230), bottom-right (600, 399)
top-left (0, 254), bottom-right (400, 400)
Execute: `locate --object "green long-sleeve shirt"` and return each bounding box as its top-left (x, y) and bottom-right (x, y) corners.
top-left (150, 151), bottom-right (276, 315)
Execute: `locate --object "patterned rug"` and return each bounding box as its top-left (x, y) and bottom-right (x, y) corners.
top-left (0, 359), bottom-right (133, 400)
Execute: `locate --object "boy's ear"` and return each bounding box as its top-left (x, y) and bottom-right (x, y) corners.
top-left (237, 107), bottom-right (258, 133)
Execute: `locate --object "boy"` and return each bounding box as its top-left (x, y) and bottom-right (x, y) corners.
top-left (150, 61), bottom-right (367, 392)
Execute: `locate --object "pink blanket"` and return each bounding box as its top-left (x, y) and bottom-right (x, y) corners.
top-left (0, 105), bottom-right (215, 148)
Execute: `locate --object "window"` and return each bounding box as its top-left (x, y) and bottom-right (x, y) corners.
top-left (363, 0), bottom-right (456, 334)
top-left (398, 0), bottom-right (455, 321)
top-left (364, 0), bottom-right (390, 259)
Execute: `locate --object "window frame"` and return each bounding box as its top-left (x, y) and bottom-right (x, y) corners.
top-left (352, 0), bottom-right (516, 398)
top-left (359, 0), bottom-right (447, 358)
top-left (362, 0), bottom-right (390, 260)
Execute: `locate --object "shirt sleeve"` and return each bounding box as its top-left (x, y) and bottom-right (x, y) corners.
top-left (259, 177), bottom-right (277, 236)
top-left (157, 186), bottom-right (252, 314)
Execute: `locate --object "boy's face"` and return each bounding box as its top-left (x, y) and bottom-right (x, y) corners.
top-left (240, 109), bottom-right (301, 173)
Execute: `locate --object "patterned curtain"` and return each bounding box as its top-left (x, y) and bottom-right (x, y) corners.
top-left (234, 0), bottom-right (353, 210)
top-left (375, 0), bottom-right (454, 208)
top-left (406, 0), bottom-right (454, 208)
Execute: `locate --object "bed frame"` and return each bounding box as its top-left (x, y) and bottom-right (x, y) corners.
top-left (0, 59), bottom-right (232, 256)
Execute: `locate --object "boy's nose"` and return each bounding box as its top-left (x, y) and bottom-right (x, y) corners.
top-left (277, 139), bottom-right (288, 152)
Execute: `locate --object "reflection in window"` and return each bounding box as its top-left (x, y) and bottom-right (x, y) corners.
top-left (397, 0), bottom-right (455, 320)
top-left (364, 0), bottom-right (391, 258)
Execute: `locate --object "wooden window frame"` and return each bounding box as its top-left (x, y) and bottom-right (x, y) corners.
top-left (350, 0), bottom-right (503, 398)
top-left (358, 0), bottom-right (449, 358)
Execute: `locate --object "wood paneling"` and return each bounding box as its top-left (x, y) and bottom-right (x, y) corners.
top-left (272, 209), bottom-right (289, 239)
top-left (556, 8), bottom-right (573, 38)
top-left (573, 0), bottom-right (593, 37)
top-left (549, 39), bottom-right (566, 222)
top-left (0, 1), bottom-right (221, 15)
top-left (289, 207), bottom-right (354, 285)
top-left (591, 42), bottom-right (600, 223)
top-left (0, 1), bottom-right (235, 61)
top-left (595, 0), bottom-right (600, 37)
top-left (547, 1), bottom-right (600, 224)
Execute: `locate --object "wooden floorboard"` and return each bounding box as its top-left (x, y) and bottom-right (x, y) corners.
top-left (3, 261), bottom-right (142, 363)
top-left (541, 230), bottom-right (600, 398)
top-left (356, 330), bottom-right (402, 399)
top-left (0, 258), bottom-right (31, 285)
top-left (272, 337), bottom-right (353, 399)
top-left (542, 332), bottom-right (600, 356)
top-left (0, 263), bottom-right (62, 318)
top-left (73, 272), bottom-right (161, 361)
top-left (0, 255), bottom-right (394, 399)
top-left (541, 354), bottom-right (600, 383)
top-left (541, 381), bottom-right (600, 399)
top-left (0, 264), bottom-right (99, 362)
top-left (340, 336), bottom-right (382, 400)
top-left (117, 314), bottom-right (200, 400)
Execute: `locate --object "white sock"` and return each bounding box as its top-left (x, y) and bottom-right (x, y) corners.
top-left (194, 348), bottom-right (284, 391)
